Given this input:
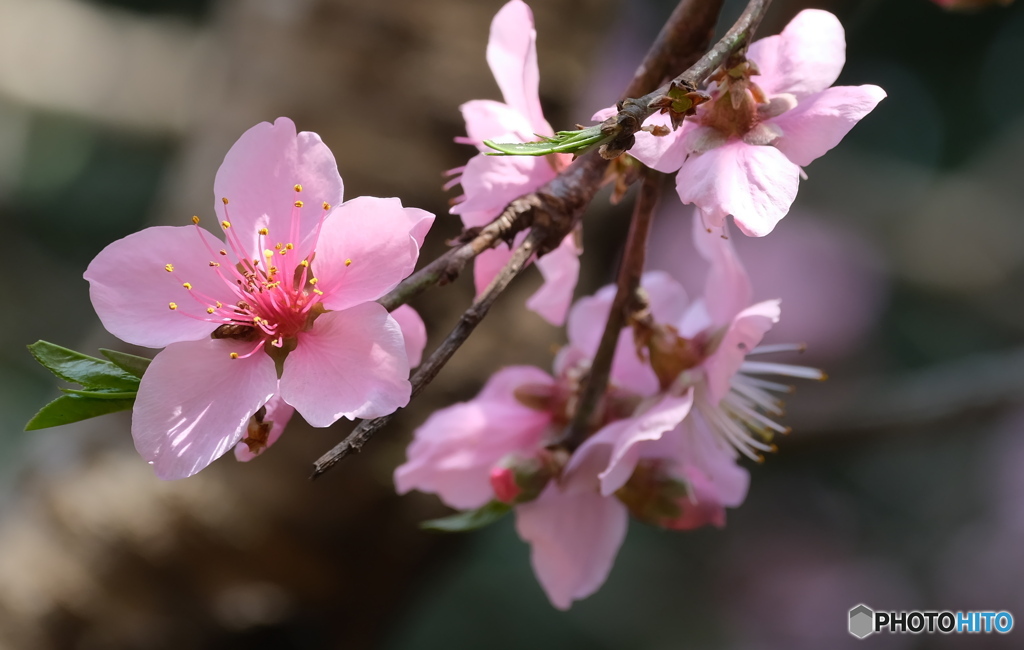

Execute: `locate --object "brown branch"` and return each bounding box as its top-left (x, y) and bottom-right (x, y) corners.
top-left (599, 0), bottom-right (773, 158)
top-left (621, 0), bottom-right (724, 100)
top-left (560, 171), bottom-right (665, 450)
top-left (312, 229), bottom-right (546, 478)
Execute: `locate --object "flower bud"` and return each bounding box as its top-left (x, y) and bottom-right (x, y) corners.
top-left (616, 461), bottom-right (725, 531)
top-left (489, 452), bottom-right (558, 504)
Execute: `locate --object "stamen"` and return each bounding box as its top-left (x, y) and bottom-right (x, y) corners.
top-left (259, 228), bottom-right (269, 236)
top-left (182, 282), bottom-right (192, 290)
top-left (192, 216), bottom-right (200, 225)
top-left (169, 302), bottom-right (178, 310)
top-left (294, 201), bottom-right (304, 208)
top-left (345, 259), bottom-right (352, 267)
top-left (165, 264), bottom-right (174, 272)
top-left (322, 202), bottom-right (331, 211)
top-left (747, 343), bottom-right (807, 355)
top-left (740, 361), bottom-right (826, 381)
top-left (230, 352), bottom-right (239, 359)
top-left (294, 184), bottom-right (302, 192)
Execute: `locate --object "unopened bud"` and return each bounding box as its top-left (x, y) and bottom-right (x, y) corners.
top-left (489, 453), bottom-right (557, 504)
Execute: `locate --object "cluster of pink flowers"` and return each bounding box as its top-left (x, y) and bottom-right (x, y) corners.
top-left (79, 0), bottom-right (883, 610)
top-left (394, 2), bottom-right (877, 608)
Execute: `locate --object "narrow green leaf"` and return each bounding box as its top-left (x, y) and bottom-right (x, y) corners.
top-left (99, 348), bottom-right (152, 379)
top-left (484, 125), bottom-right (608, 157)
top-left (28, 341), bottom-right (140, 391)
top-left (25, 394), bottom-right (135, 431)
top-left (60, 388), bottom-right (138, 400)
top-left (420, 500), bottom-right (512, 532)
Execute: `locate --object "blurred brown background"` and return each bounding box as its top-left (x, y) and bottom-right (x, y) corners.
top-left (2, 0), bottom-right (1024, 648)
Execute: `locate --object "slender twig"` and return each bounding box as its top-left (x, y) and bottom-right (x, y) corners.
top-left (313, 230), bottom-right (546, 477)
top-left (561, 172), bottom-right (665, 449)
top-left (622, 0), bottom-right (724, 100)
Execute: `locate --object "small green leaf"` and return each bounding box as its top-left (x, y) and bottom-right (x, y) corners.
top-left (484, 125), bottom-right (608, 157)
top-left (60, 388), bottom-right (138, 400)
top-left (25, 394), bottom-right (135, 431)
top-left (99, 348), bottom-right (152, 379)
top-left (28, 341), bottom-right (140, 391)
top-left (420, 500), bottom-right (512, 532)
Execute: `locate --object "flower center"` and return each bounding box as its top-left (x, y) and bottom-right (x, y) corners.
top-left (694, 60), bottom-right (796, 149)
top-left (164, 184), bottom-right (340, 361)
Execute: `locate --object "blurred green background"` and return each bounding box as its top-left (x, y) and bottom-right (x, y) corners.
top-left (1, 0), bottom-right (1023, 648)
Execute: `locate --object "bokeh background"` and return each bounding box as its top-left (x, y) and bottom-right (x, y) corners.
top-left (1, 0), bottom-right (1022, 647)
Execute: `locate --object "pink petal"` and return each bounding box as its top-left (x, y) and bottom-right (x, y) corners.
top-left (234, 396), bottom-right (296, 462)
top-left (691, 220), bottom-right (752, 326)
top-left (85, 225), bottom-right (241, 348)
top-left (771, 85), bottom-right (887, 167)
top-left (314, 196), bottom-right (434, 311)
top-left (473, 242), bottom-right (514, 296)
top-left (747, 9), bottom-right (846, 98)
top-left (703, 299), bottom-right (781, 405)
top-left (395, 366), bottom-right (554, 509)
top-left (572, 393), bottom-right (694, 496)
top-left (486, 0), bottom-right (549, 135)
top-left (132, 338), bottom-right (278, 480)
top-left (676, 141), bottom-right (800, 237)
top-left (679, 418), bottom-right (749, 507)
top-left (628, 113), bottom-right (692, 173)
top-left (525, 234), bottom-right (579, 326)
top-left (280, 303), bottom-right (410, 425)
top-left (213, 117), bottom-right (344, 261)
top-left (460, 99), bottom-right (536, 146)
top-left (515, 484), bottom-right (628, 609)
top-left (451, 152), bottom-right (555, 228)
top-left (640, 270), bottom-right (690, 325)
top-left (390, 304), bottom-right (427, 368)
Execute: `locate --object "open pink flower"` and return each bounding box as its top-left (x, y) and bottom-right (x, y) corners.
top-left (86, 117), bottom-right (433, 479)
top-left (395, 293), bottom-right (661, 608)
top-left (448, 0), bottom-right (579, 325)
top-left (630, 9), bottom-right (885, 236)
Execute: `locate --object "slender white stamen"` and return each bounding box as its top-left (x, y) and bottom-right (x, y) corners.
top-left (740, 361), bottom-right (826, 380)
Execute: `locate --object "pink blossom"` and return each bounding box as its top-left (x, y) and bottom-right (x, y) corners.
top-left (85, 117), bottom-right (434, 479)
top-left (395, 329), bottom-right (647, 608)
top-left (448, 0), bottom-right (579, 325)
top-left (630, 9), bottom-right (886, 236)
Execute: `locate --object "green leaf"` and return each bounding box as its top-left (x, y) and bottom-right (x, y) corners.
top-left (25, 394), bottom-right (135, 431)
top-left (420, 500), bottom-right (512, 532)
top-left (60, 388), bottom-right (138, 400)
top-left (484, 125), bottom-right (608, 157)
top-left (99, 348), bottom-right (152, 379)
top-left (28, 341), bottom-right (140, 391)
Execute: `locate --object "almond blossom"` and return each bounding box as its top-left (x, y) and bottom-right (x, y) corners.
top-left (447, 0), bottom-right (580, 325)
top-left (85, 117), bottom-right (433, 479)
top-left (629, 9), bottom-right (886, 236)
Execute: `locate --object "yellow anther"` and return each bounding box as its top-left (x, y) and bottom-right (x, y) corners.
top-left (219, 249), bottom-right (227, 256)
top-left (206, 307), bottom-right (215, 314)
top-left (274, 243), bottom-right (283, 250)
top-left (313, 288), bottom-right (324, 295)
top-left (191, 216), bottom-right (200, 225)
top-left (279, 249), bottom-right (287, 255)
top-left (221, 220), bottom-right (231, 229)
top-left (345, 258), bottom-right (352, 267)
top-left (285, 243), bottom-right (294, 250)
top-left (164, 263), bottom-right (174, 272)
top-left (209, 261), bottom-right (220, 267)
top-left (309, 277), bottom-right (318, 285)
top-left (222, 197), bottom-right (229, 205)
top-left (300, 260), bottom-right (309, 267)
top-left (294, 184), bottom-right (303, 192)
top-left (258, 227), bottom-right (269, 236)
top-left (253, 316), bottom-right (263, 324)
top-left (182, 282), bottom-right (192, 290)
top-left (322, 202), bottom-right (331, 210)
top-left (229, 352), bottom-right (239, 359)
top-left (269, 267), bottom-right (278, 275)
top-left (216, 301), bottom-right (223, 308)
top-left (168, 302), bottom-right (178, 310)
top-left (294, 200), bottom-right (304, 208)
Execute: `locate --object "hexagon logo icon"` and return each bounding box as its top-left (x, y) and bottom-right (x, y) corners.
top-left (849, 604), bottom-right (874, 639)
